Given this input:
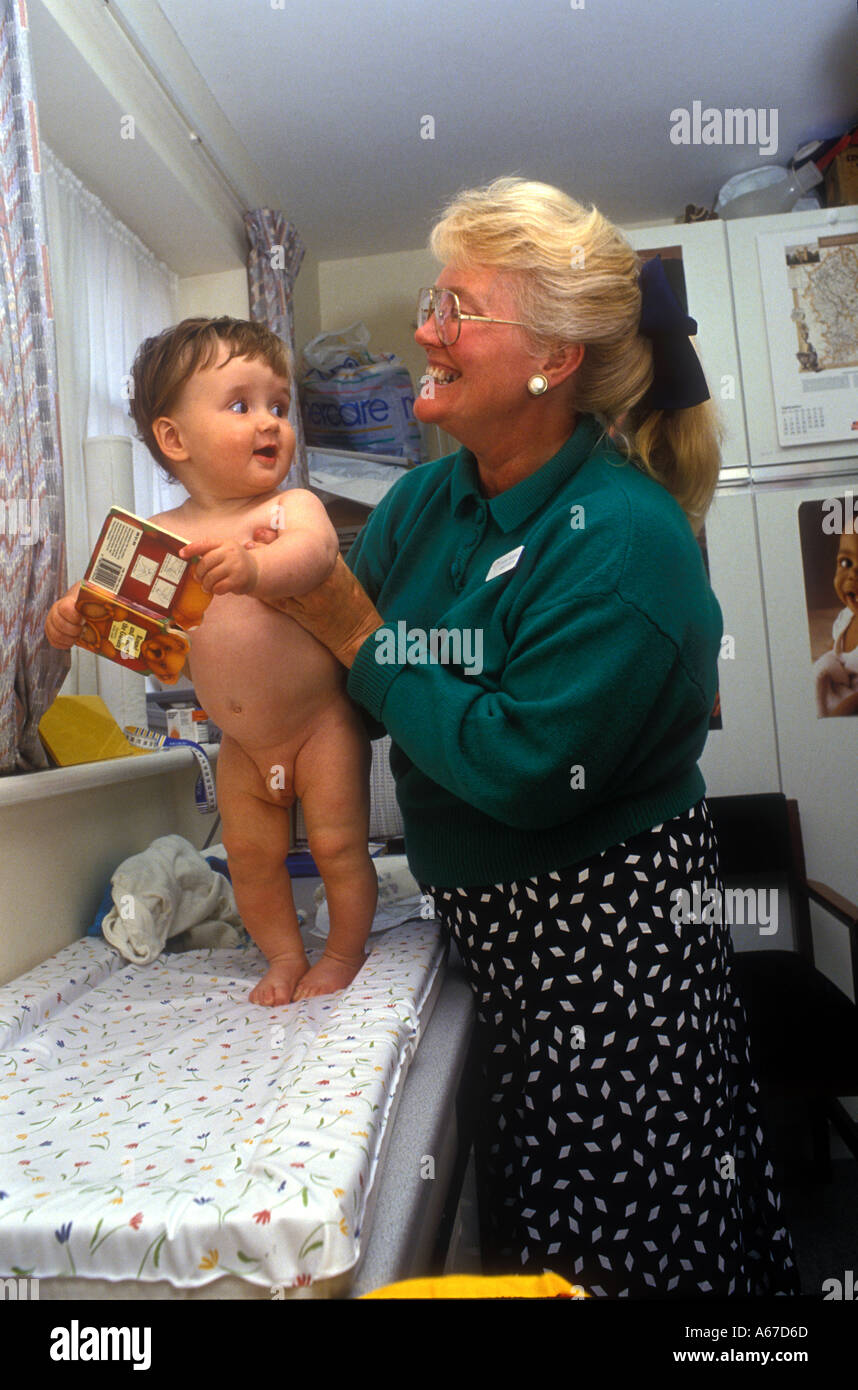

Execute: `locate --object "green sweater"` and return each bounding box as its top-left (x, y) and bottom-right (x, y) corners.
top-left (346, 414), bottom-right (723, 888)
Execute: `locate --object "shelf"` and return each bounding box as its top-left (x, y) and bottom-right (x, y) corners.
top-left (0, 743), bottom-right (219, 808)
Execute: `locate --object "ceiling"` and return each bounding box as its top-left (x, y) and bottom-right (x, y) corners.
top-left (154, 0), bottom-right (858, 258)
top-left (30, 0), bottom-right (858, 268)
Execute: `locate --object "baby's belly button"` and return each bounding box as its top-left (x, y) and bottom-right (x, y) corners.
top-left (218, 694), bottom-right (284, 723)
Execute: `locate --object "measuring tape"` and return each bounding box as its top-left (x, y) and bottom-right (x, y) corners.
top-left (124, 726), bottom-right (217, 814)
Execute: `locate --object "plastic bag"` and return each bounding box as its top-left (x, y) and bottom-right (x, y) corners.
top-left (299, 322), bottom-right (422, 463)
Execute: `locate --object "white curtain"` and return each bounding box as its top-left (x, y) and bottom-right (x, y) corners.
top-left (41, 144), bottom-right (182, 716)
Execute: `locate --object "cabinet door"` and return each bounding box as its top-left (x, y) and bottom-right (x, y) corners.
top-left (698, 488), bottom-right (779, 795)
top-left (753, 477), bottom-right (858, 905)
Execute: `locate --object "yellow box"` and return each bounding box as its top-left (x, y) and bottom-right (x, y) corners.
top-left (39, 695), bottom-right (150, 766)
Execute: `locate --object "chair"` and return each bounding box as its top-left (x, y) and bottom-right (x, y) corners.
top-left (706, 793), bottom-right (858, 1178)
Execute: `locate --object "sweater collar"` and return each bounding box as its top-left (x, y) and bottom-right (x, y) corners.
top-left (450, 415), bottom-right (607, 534)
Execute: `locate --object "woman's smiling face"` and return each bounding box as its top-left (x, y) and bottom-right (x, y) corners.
top-left (413, 264), bottom-right (542, 450)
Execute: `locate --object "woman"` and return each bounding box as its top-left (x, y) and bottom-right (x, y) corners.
top-left (271, 178), bottom-right (799, 1298)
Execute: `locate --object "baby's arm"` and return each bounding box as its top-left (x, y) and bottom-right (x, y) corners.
top-left (180, 491), bottom-right (338, 601)
top-left (813, 649), bottom-right (852, 717)
top-left (45, 582), bottom-right (83, 649)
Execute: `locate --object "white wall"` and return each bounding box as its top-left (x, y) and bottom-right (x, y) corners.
top-left (316, 246), bottom-right (435, 389)
top-left (178, 267), bottom-right (249, 320)
top-left (293, 250), bottom-right (321, 350)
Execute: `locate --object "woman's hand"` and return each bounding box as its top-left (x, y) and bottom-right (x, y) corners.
top-left (249, 531), bottom-right (383, 668)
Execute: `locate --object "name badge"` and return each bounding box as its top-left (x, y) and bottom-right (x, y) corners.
top-left (485, 545), bottom-right (524, 582)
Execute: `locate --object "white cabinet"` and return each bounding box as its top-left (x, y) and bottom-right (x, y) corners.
top-left (753, 478), bottom-right (858, 900)
top-left (627, 213), bottom-right (858, 916)
top-left (697, 488), bottom-right (780, 795)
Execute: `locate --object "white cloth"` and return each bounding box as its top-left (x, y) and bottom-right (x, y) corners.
top-left (101, 835), bottom-right (246, 964)
top-left (814, 607), bottom-right (858, 716)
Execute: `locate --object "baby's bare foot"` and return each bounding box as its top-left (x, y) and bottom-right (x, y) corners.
top-left (249, 951), bottom-right (309, 1006)
top-left (292, 951), bottom-right (366, 1001)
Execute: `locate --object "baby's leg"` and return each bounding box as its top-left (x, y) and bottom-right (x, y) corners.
top-left (292, 705), bottom-right (377, 1000)
top-left (217, 734), bottom-right (308, 1006)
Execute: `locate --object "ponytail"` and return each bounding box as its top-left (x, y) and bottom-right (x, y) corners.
top-left (626, 397), bottom-right (724, 536)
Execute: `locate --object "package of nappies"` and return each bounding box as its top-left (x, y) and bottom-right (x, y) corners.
top-left (300, 323), bottom-right (422, 464)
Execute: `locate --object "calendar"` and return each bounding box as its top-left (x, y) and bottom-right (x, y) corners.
top-left (758, 223), bottom-right (858, 448)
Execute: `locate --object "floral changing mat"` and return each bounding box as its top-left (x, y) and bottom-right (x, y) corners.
top-left (0, 924), bottom-right (444, 1292)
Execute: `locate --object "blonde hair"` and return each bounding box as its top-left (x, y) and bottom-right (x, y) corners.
top-left (429, 178), bottom-right (722, 533)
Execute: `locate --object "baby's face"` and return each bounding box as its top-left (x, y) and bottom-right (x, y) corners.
top-left (834, 532), bottom-right (858, 613)
top-left (166, 344), bottom-right (295, 501)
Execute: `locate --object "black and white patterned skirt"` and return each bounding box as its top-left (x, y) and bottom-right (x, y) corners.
top-left (426, 798), bottom-right (800, 1298)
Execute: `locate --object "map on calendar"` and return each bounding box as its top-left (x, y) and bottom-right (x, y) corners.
top-left (757, 223), bottom-right (858, 448)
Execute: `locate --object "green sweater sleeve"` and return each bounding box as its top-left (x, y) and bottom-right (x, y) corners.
top-left (348, 585), bottom-right (711, 831)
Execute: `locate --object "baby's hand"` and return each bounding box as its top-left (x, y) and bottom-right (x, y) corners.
top-left (179, 540), bottom-right (259, 596)
top-left (45, 588), bottom-right (83, 649)
top-left (831, 688), bottom-right (858, 717)
top-left (247, 526), bottom-right (279, 548)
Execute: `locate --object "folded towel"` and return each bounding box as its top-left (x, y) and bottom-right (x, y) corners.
top-left (101, 835), bottom-right (246, 964)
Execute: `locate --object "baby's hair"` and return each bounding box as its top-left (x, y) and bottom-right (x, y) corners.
top-left (129, 316), bottom-right (292, 477)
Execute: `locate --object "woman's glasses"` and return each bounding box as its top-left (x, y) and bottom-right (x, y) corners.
top-left (416, 287), bottom-right (527, 346)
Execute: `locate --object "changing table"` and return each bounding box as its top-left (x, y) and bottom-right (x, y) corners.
top-left (0, 922), bottom-right (474, 1299)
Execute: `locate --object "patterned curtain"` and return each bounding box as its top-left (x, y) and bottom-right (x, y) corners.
top-left (244, 210), bottom-right (309, 488)
top-left (0, 0), bottom-right (68, 773)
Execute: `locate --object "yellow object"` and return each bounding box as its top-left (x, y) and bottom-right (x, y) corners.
top-left (361, 1272), bottom-right (589, 1299)
top-left (39, 696), bottom-right (150, 766)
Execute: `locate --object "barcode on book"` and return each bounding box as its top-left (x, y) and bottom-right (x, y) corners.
top-left (91, 556), bottom-right (125, 593)
top-left (90, 516), bottom-right (139, 593)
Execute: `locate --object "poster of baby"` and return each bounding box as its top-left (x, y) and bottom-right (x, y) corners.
top-left (799, 492), bottom-right (858, 718)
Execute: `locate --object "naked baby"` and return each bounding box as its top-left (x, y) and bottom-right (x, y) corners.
top-left (45, 317), bottom-right (378, 1004)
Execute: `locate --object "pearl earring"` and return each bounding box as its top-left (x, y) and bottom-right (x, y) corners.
top-left (527, 373), bottom-right (549, 396)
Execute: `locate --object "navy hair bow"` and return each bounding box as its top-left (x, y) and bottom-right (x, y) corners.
top-left (638, 255), bottom-right (710, 411)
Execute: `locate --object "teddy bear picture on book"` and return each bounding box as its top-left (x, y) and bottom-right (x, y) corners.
top-left (74, 507), bottom-right (212, 684)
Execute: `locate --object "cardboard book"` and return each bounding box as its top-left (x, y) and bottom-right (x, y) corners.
top-left (74, 508), bottom-right (211, 683)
